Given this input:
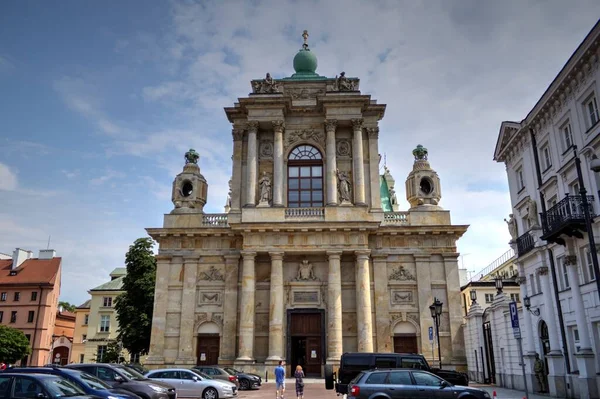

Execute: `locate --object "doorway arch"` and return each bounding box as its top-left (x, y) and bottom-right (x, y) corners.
top-left (482, 308), bottom-right (496, 384)
top-left (196, 322), bottom-right (220, 366)
top-left (392, 321), bottom-right (419, 354)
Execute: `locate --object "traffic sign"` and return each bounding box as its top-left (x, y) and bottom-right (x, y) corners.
top-left (513, 327), bottom-right (521, 339)
top-left (509, 301), bottom-right (519, 328)
top-left (428, 326), bottom-right (433, 342)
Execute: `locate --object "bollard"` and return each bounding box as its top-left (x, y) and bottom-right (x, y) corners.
top-left (265, 370), bottom-right (268, 383)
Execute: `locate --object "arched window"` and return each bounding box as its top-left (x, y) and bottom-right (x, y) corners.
top-left (288, 145), bottom-right (323, 208)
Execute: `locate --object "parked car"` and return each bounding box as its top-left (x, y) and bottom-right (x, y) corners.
top-left (191, 366), bottom-right (239, 388)
top-left (222, 367), bottom-right (261, 390)
top-left (347, 369), bottom-right (490, 399)
top-left (122, 364), bottom-right (148, 376)
top-left (0, 372), bottom-right (97, 399)
top-left (325, 352), bottom-right (469, 394)
top-left (1, 366), bottom-right (140, 399)
top-left (145, 368), bottom-right (237, 399)
top-left (65, 363), bottom-right (176, 399)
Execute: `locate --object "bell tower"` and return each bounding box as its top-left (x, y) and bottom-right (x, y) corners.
top-left (405, 144), bottom-right (442, 210)
top-left (170, 148), bottom-right (208, 214)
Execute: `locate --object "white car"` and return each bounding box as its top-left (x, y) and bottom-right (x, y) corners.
top-left (144, 369), bottom-right (237, 399)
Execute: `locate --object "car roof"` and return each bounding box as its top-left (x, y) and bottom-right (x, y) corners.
top-left (148, 368), bottom-right (191, 372)
top-left (0, 373), bottom-right (61, 379)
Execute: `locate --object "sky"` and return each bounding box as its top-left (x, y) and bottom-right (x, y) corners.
top-left (1, 1), bottom-right (600, 305)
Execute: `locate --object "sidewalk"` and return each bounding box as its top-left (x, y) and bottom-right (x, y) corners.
top-left (472, 384), bottom-right (556, 399)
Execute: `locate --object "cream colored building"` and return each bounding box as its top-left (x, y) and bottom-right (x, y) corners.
top-left (145, 32), bottom-right (469, 377)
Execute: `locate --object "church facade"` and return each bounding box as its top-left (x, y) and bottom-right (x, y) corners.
top-left (145, 32), bottom-right (468, 376)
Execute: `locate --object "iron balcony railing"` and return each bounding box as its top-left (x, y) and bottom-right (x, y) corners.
top-left (541, 194), bottom-right (595, 238)
top-left (516, 231), bottom-right (535, 257)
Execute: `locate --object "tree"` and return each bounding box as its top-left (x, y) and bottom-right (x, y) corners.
top-left (58, 301), bottom-right (76, 312)
top-left (115, 237), bottom-right (157, 357)
top-left (94, 340), bottom-right (122, 363)
top-left (0, 325), bottom-right (31, 363)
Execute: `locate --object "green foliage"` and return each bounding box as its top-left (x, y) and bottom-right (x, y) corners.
top-left (94, 340), bottom-right (122, 363)
top-left (58, 301), bottom-right (76, 312)
top-left (0, 325), bottom-right (31, 363)
top-left (115, 237), bottom-right (157, 357)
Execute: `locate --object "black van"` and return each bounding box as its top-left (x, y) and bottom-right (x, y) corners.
top-left (325, 352), bottom-right (468, 394)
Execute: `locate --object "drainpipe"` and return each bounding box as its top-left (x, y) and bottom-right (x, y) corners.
top-left (529, 128), bottom-right (571, 373)
top-left (30, 285), bottom-right (44, 366)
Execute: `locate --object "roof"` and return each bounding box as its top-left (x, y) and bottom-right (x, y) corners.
top-left (90, 275), bottom-right (125, 291)
top-left (379, 175), bottom-right (393, 212)
top-left (0, 257), bottom-right (61, 286)
top-left (57, 310), bottom-right (76, 320)
top-left (76, 299), bottom-right (91, 309)
top-left (109, 267), bottom-right (126, 277)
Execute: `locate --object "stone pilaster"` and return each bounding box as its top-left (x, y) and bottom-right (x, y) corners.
top-left (245, 121), bottom-right (259, 207)
top-left (465, 300), bottom-right (484, 383)
top-left (231, 127), bottom-right (244, 211)
top-left (516, 263), bottom-right (537, 392)
top-left (176, 256), bottom-right (198, 364)
top-left (351, 118), bottom-right (366, 206)
top-left (325, 119), bottom-right (338, 206)
top-left (442, 253), bottom-right (465, 363)
top-left (414, 255), bottom-right (433, 356)
top-left (355, 250), bottom-right (373, 352)
top-left (267, 252), bottom-right (284, 362)
top-left (145, 255), bottom-right (171, 364)
top-left (372, 254), bottom-right (391, 352)
top-left (220, 254), bottom-right (240, 362)
top-left (326, 251), bottom-right (343, 364)
top-left (272, 121), bottom-right (285, 207)
top-left (237, 251), bottom-right (256, 361)
top-left (366, 127), bottom-right (381, 210)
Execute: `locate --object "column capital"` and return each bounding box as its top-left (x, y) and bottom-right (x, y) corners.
top-left (365, 127), bottom-right (379, 139)
top-left (269, 251), bottom-right (284, 260)
top-left (224, 254), bottom-right (241, 263)
top-left (247, 120), bottom-right (259, 133)
top-left (536, 266), bottom-right (549, 276)
top-left (327, 250), bottom-right (343, 259)
top-left (355, 249), bottom-right (371, 259)
top-left (325, 119), bottom-right (338, 132)
top-left (241, 251), bottom-right (257, 259)
top-left (351, 118), bottom-right (363, 131)
top-left (564, 255), bottom-right (578, 266)
top-left (271, 120), bottom-right (285, 133)
top-left (232, 127), bottom-right (244, 141)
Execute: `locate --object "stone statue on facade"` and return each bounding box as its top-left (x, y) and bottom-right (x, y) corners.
top-left (252, 73), bottom-right (282, 94)
top-left (296, 260), bottom-right (317, 281)
top-left (389, 188), bottom-right (397, 205)
top-left (527, 198), bottom-right (539, 228)
top-left (337, 169), bottom-right (352, 203)
top-left (258, 172), bottom-right (272, 205)
top-left (224, 179), bottom-right (232, 213)
top-left (334, 71), bottom-right (356, 91)
top-left (185, 148), bottom-right (199, 164)
top-left (534, 353), bottom-right (547, 393)
top-left (504, 213), bottom-right (518, 241)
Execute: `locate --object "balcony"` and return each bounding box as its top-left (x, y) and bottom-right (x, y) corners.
top-left (541, 194), bottom-right (595, 245)
top-left (285, 207), bottom-right (325, 220)
top-left (201, 214), bottom-right (229, 227)
top-left (382, 212), bottom-right (410, 225)
top-left (516, 231), bottom-right (535, 257)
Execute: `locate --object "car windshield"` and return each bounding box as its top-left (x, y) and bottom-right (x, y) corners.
top-left (223, 368), bottom-right (239, 374)
top-left (117, 366), bottom-right (146, 381)
top-left (349, 372), bottom-right (365, 385)
top-left (41, 376), bottom-right (86, 397)
top-left (77, 371), bottom-right (112, 390)
top-left (193, 370), bottom-right (213, 380)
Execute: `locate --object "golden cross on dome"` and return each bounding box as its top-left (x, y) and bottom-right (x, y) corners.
top-left (302, 30), bottom-right (309, 49)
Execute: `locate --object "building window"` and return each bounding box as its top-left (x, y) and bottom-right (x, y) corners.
top-left (25, 334), bottom-right (31, 342)
top-left (516, 168), bottom-right (525, 191)
top-left (10, 311), bottom-right (17, 323)
top-left (510, 293), bottom-right (520, 303)
top-left (31, 292), bottom-right (37, 301)
top-left (585, 248), bottom-right (596, 282)
top-left (97, 345), bottom-right (107, 362)
top-left (79, 354), bottom-right (84, 363)
top-left (559, 257), bottom-right (570, 289)
top-left (100, 315), bottom-right (110, 332)
top-left (547, 196), bottom-right (557, 209)
top-left (585, 95), bottom-right (600, 128)
top-left (0, 311), bottom-right (3, 323)
top-left (541, 144), bottom-right (552, 170)
top-left (570, 181), bottom-right (580, 196)
top-left (485, 293), bottom-right (494, 303)
top-left (561, 122), bottom-right (574, 151)
top-left (82, 334), bottom-right (87, 342)
top-left (0, 292), bottom-right (5, 301)
top-left (27, 311), bottom-right (34, 323)
top-left (102, 297), bottom-right (112, 307)
top-left (529, 274), bottom-right (535, 294)
top-left (287, 145), bottom-right (324, 208)
top-left (84, 314), bottom-right (89, 325)
top-left (14, 292), bottom-right (20, 302)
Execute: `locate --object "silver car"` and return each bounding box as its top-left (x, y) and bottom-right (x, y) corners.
top-left (144, 369), bottom-right (237, 399)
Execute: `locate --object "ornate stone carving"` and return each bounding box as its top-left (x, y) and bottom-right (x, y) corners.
top-left (185, 148), bottom-right (200, 164)
top-left (391, 290), bottom-right (413, 304)
top-left (247, 120), bottom-right (259, 133)
top-left (259, 140), bottom-right (274, 159)
top-left (232, 128), bottom-right (244, 141)
top-left (413, 144), bottom-right (428, 160)
top-left (198, 266), bottom-right (224, 282)
top-left (325, 119), bottom-right (337, 132)
top-left (199, 292), bottom-right (221, 304)
top-left (350, 118), bottom-right (363, 131)
top-left (212, 314), bottom-right (223, 326)
top-left (366, 127), bottom-right (379, 139)
top-left (320, 285), bottom-right (327, 307)
top-left (293, 291), bottom-right (319, 303)
top-left (193, 313), bottom-right (208, 331)
top-left (504, 214), bottom-right (518, 241)
top-left (389, 313), bottom-right (402, 326)
top-left (224, 179), bottom-right (232, 212)
top-left (258, 171), bottom-right (272, 206)
top-left (333, 71), bottom-right (357, 91)
top-left (295, 260), bottom-right (318, 281)
top-left (536, 266), bottom-right (549, 276)
top-left (336, 139), bottom-right (351, 158)
top-left (272, 120), bottom-right (285, 132)
top-left (564, 255), bottom-right (577, 266)
top-left (407, 313), bottom-right (419, 324)
top-left (252, 73), bottom-right (282, 94)
top-left (336, 169), bottom-right (352, 204)
top-left (527, 198), bottom-right (539, 228)
top-left (287, 88), bottom-right (325, 99)
top-left (285, 129), bottom-right (325, 148)
top-left (389, 266), bottom-right (415, 281)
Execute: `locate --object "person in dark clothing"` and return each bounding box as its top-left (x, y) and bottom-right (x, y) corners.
top-left (294, 365), bottom-right (305, 399)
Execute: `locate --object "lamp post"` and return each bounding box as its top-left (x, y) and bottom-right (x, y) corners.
top-left (470, 289), bottom-right (477, 304)
top-left (429, 297), bottom-right (443, 369)
top-left (495, 275), bottom-right (504, 295)
top-left (523, 296), bottom-right (541, 316)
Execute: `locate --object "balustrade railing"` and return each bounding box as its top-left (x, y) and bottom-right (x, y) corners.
top-left (542, 194), bottom-right (595, 237)
top-left (516, 231), bottom-right (535, 257)
top-left (382, 212), bottom-right (410, 225)
top-left (201, 213), bottom-right (229, 227)
top-left (285, 207), bottom-right (325, 219)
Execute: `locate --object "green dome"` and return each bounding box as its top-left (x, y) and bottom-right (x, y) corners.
top-left (293, 48), bottom-right (318, 74)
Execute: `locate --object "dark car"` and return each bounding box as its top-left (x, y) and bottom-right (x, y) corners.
top-left (347, 369), bottom-right (490, 399)
top-left (2, 367), bottom-right (140, 399)
top-left (325, 352), bottom-right (469, 394)
top-left (65, 364), bottom-right (176, 399)
top-left (0, 372), bottom-right (97, 399)
top-left (192, 366), bottom-right (239, 389)
top-left (222, 367), bottom-right (261, 390)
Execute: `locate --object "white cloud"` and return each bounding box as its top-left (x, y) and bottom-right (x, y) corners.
top-left (0, 163), bottom-right (18, 191)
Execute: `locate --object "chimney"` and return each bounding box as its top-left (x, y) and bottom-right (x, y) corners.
top-left (39, 249), bottom-right (56, 260)
top-left (12, 248), bottom-right (33, 270)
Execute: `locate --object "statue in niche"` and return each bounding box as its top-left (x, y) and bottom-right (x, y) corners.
top-left (296, 260), bottom-right (317, 281)
top-left (258, 172), bottom-right (272, 204)
top-left (334, 71), bottom-right (356, 91)
top-left (504, 213), bottom-right (518, 241)
top-left (527, 198), bottom-right (539, 228)
top-left (389, 187), bottom-right (398, 205)
top-left (336, 169), bottom-right (352, 202)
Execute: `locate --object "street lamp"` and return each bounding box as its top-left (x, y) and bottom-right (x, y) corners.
top-left (523, 296), bottom-right (541, 316)
top-left (429, 297), bottom-right (443, 369)
top-left (470, 289), bottom-right (477, 304)
top-left (495, 275), bottom-right (504, 295)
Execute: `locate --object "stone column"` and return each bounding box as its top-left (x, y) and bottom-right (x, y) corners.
top-left (537, 265), bottom-right (566, 397)
top-left (351, 118), bottom-right (366, 206)
top-left (443, 253), bottom-right (465, 363)
top-left (231, 127), bottom-right (244, 212)
top-left (272, 121), bottom-right (285, 207)
top-left (326, 251), bottom-right (343, 363)
top-left (516, 268), bottom-right (536, 393)
top-left (220, 254), bottom-right (240, 362)
top-left (237, 251), bottom-right (256, 362)
top-left (465, 300), bottom-right (485, 383)
top-left (564, 254), bottom-right (598, 399)
top-left (177, 256), bottom-right (198, 364)
top-left (372, 254), bottom-right (392, 352)
top-left (325, 119), bottom-right (338, 206)
top-left (366, 127), bottom-right (382, 210)
top-left (245, 121), bottom-right (259, 207)
top-left (355, 250), bottom-right (373, 352)
top-left (267, 252), bottom-right (285, 362)
top-left (146, 255), bottom-right (171, 365)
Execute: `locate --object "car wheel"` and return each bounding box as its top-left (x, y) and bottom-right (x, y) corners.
top-left (239, 379), bottom-right (250, 390)
top-left (203, 387), bottom-right (219, 399)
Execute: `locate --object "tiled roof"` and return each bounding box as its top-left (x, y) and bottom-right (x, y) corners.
top-left (0, 257), bottom-right (61, 285)
top-left (109, 267), bottom-right (126, 277)
top-left (77, 299), bottom-right (91, 309)
top-left (57, 310), bottom-right (77, 319)
top-left (90, 276), bottom-right (125, 291)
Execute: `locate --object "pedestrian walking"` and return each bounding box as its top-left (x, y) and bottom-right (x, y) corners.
top-left (275, 360), bottom-right (286, 399)
top-left (294, 365), bottom-right (305, 399)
